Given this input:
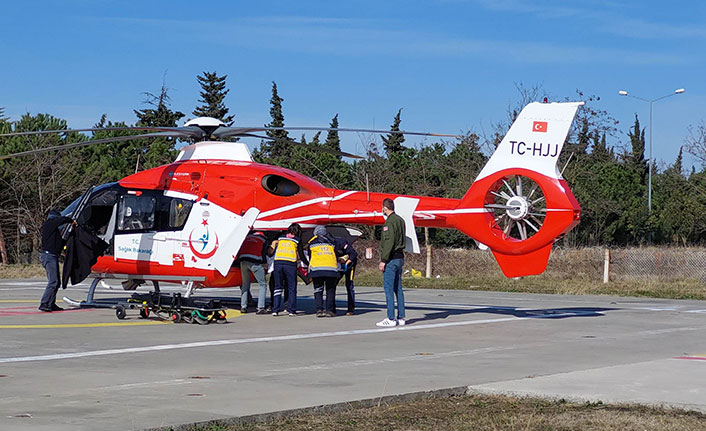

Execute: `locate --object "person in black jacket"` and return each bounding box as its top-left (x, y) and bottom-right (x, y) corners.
top-left (39, 209), bottom-right (74, 312)
top-left (333, 236), bottom-right (358, 316)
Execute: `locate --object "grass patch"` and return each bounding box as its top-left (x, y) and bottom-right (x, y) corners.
top-left (193, 393), bottom-right (706, 431)
top-left (355, 269), bottom-right (706, 300)
top-left (0, 264), bottom-right (45, 279)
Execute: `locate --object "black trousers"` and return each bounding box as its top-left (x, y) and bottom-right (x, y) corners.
top-left (268, 272), bottom-right (287, 308)
top-left (313, 276), bottom-right (338, 313)
top-left (342, 264), bottom-right (356, 312)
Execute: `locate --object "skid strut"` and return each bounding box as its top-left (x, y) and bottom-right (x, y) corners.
top-left (63, 273), bottom-right (206, 309)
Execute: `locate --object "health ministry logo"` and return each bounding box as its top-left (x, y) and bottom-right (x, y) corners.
top-left (188, 211), bottom-right (219, 259)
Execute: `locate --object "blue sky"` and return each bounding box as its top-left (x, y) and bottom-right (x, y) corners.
top-left (1, 1), bottom-right (704, 169)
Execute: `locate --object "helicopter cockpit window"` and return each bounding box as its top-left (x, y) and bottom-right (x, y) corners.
top-left (117, 195), bottom-right (156, 232)
top-left (169, 198), bottom-right (193, 229)
top-left (261, 174), bottom-right (300, 197)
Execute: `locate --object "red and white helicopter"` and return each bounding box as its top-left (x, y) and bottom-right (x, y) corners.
top-left (1, 101), bottom-right (583, 305)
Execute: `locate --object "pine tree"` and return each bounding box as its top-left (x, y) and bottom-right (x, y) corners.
top-left (256, 81), bottom-right (291, 165)
top-left (671, 147), bottom-right (683, 177)
top-left (310, 114), bottom-right (353, 189)
top-left (573, 117), bottom-right (590, 155)
top-left (380, 109), bottom-right (417, 192)
top-left (627, 114), bottom-right (648, 183)
top-left (382, 109), bottom-right (405, 157)
top-left (590, 132), bottom-right (612, 161)
top-left (192, 71), bottom-right (234, 125)
top-left (134, 82), bottom-right (185, 169)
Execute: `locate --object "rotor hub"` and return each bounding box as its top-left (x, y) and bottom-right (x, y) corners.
top-left (484, 175), bottom-right (547, 241)
top-left (506, 196), bottom-right (529, 220)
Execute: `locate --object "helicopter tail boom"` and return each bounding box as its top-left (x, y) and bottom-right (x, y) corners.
top-left (449, 101), bottom-right (583, 277)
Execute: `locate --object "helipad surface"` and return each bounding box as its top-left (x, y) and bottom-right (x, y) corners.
top-left (1, 278), bottom-right (706, 430)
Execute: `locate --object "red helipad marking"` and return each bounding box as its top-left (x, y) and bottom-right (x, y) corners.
top-left (674, 356), bottom-right (706, 361)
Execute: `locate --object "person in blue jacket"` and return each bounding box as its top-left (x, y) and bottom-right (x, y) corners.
top-left (305, 226), bottom-right (341, 317)
top-left (270, 223), bottom-right (307, 316)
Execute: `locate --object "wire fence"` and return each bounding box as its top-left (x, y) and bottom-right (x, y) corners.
top-left (8, 241), bottom-right (706, 283)
top-left (356, 241), bottom-right (706, 282)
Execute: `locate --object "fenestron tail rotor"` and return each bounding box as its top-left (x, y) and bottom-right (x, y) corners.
top-left (485, 175), bottom-right (547, 241)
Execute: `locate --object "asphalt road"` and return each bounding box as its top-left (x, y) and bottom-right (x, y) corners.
top-left (1, 278), bottom-right (706, 430)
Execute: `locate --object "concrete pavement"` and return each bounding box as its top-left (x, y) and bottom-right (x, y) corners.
top-left (1, 278), bottom-right (705, 430)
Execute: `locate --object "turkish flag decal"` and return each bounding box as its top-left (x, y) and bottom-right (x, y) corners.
top-left (532, 121), bottom-right (548, 132)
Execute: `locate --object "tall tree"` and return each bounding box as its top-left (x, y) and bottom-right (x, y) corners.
top-left (311, 114), bottom-right (353, 189)
top-left (192, 71), bottom-right (234, 125)
top-left (590, 132), bottom-right (612, 161)
top-left (255, 82), bottom-right (292, 166)
top-left (627, 114), bottom-right (648, 183)
top-left (0, 114), bottom-right (89, 262)
top-left (382, 109), bottom-right (405, 157)
top-left (672, 147), bottom-right (683, 176)
top-left (134, 81), bottom-right (185, 169)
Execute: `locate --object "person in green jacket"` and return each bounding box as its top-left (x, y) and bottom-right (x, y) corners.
top-left (377, 198), bottom-right (407, 327)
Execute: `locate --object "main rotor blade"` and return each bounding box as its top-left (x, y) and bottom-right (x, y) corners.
top-left (0, 132), bottom-right (182, 161)
top-left (0, 125), bottom-right (200, 138)
top-left (258, 126), bottom-right (460, 138)
top-left (240, 133), bottom-right (364, 159)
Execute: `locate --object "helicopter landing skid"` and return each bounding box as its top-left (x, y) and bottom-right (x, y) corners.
top-left (62, 273), bottom-right (206, 309)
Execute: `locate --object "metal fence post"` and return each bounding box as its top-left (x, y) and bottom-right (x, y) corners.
top-left (603, 249), bottom-right (610, 283)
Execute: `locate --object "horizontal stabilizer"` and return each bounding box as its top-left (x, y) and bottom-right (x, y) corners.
top-left (393, 196), bottom-right (420, 253)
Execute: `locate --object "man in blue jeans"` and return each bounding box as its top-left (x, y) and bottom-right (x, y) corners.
top-left (377, 198), bottom-right (406, 327)
top-left (236, 230), bottom-right (270, 314)
top-left (39, 210), bottom-right (74, 312)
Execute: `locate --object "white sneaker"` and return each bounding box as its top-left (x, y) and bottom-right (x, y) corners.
top-left (397, 318), bottom-right (406, 326)
top-left (376, 318), bottom-right (397, 327)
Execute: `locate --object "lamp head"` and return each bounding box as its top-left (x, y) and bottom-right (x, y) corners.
top-left (618, 90), bottom-right (628, 96)
top-left (675, 88), bottom-right (685, 94)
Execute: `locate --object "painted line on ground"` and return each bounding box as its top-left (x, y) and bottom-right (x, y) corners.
top-left (0, 312), bottom-right (588, 364)
top-left (0, 308), bottom-right (96, 317)
top-left (0, 321), bottom-right (171, 329)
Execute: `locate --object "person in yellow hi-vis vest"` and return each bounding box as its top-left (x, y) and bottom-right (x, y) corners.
top-left (270, 223), bottom-right (307, 316)
top-left (305, 226), bottom-right (341, 317)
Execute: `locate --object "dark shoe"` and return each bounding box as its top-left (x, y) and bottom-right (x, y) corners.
top-left (256, 308), bottom-right (268, 315)
top-left (50, 304), bottom-right (64, 311)
top-left (38, 306), bottom-right (52, 312)
top-left (324, 311), bottom-right (335, 318)
top-left (240, 308), bottom-right (248, 314)
top-left (316, 310), bottom-right (325, 318)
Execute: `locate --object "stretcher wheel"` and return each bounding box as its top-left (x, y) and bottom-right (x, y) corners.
top-left (193, 310), bottom-right (209, 325)
top-left (115, 306), bottom-right (126, 320)
top-left (215, 310), bottom-right (227, 323)
top-left (139, 308), bottom-right (150, 319)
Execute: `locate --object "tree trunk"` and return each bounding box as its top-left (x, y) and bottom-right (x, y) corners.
top-left (0, 224), bottom-right (8, 265)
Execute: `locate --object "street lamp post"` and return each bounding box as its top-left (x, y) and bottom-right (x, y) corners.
top-left (618, 88), bottom-right (685, 215)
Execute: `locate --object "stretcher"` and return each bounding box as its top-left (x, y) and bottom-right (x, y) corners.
top-left (115, 291), bottom-right (227, 325)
